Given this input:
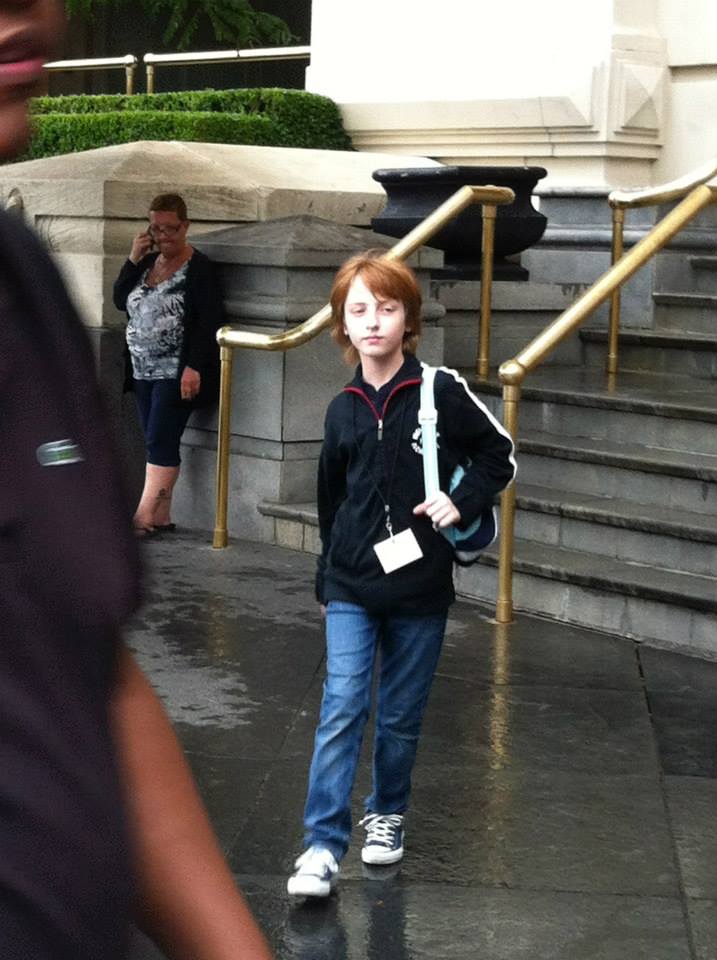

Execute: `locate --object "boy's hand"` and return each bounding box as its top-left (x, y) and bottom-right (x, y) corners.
top-left (413, 492), bottom-right (461, 529)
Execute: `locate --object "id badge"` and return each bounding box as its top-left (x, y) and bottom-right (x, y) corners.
top-left (373, 528), bottom-right (423, 574)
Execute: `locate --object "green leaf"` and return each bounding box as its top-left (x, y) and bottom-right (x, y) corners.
top-left (63, 0), bottom-right (297, 50)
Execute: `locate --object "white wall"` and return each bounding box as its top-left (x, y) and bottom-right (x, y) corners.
top-left (307, 0), bottom-right (717, 188)
top-left (654, 0), bottom-right (717, 181)
top-left (308, 0), bottom-right (612, 104)
top-left (658, 0), bottom-right (717, 64)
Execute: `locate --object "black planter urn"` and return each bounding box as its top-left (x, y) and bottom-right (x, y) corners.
top-left (371, 165), bottom-right (547, 280)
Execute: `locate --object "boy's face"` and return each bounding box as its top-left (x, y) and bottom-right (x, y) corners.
top-left (0, 0), bottom-right (62, 160)
top-left (344, 273), bottom-right (408, 368)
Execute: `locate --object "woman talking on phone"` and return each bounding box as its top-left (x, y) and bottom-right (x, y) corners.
top-left (113, 193), bottom-right (223, 537)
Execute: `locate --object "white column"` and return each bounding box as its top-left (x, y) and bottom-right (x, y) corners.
top-left (308, 0), bottom-right (672, 188)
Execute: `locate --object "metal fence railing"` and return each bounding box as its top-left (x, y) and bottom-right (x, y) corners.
top-left (43, 46), bottom-right (311, 96)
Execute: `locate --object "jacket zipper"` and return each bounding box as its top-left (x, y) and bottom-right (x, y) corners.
top-left (345, 377), bottom-right (421, 441)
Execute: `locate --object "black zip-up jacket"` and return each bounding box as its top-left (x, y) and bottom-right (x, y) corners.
top-left (316, 353), bottom-right (516, 615)
top-left (113, 249), bottom-right (223, 406)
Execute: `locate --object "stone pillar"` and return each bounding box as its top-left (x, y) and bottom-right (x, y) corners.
top-left (177, 215), bottom-right (444, 540)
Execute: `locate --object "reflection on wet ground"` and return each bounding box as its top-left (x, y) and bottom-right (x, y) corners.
top-left (127, 533), bottom-right (717, 960)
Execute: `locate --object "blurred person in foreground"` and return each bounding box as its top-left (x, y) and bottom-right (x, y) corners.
top-left (0, 1), bottom-right (272, 958)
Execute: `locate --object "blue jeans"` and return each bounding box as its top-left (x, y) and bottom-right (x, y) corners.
top-left (302, 601), bottom-right (447, 862)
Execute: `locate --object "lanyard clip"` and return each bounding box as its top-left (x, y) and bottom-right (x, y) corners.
top-left (384, 504), bottom-right (394, 540)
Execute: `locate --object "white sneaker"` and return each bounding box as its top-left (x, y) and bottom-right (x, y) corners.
top-left (287, 846), bottom-right (339, 897)
top-left (359, 813), bottom-right (404, 865)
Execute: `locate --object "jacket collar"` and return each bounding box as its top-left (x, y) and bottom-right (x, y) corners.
top-left (347, 352), bottom-right (423, 392)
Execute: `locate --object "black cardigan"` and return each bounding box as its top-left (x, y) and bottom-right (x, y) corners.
top-left (113, 248), bottom-right (224, 406)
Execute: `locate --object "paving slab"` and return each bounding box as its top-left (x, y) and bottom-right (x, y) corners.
top-left (666, 777), bottom-right (717, 899)
top-left (122, 533), bottom-right (717, 959)
top-left (687, 899), bottom-right (717, 960)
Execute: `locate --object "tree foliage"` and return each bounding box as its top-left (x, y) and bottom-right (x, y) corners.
top-left (63, 0), bottom-right (296, 51)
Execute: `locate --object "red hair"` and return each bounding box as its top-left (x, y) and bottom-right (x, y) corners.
top-left (329, 250), bottom-right (422, 364)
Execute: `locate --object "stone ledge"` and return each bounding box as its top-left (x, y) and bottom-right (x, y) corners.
top-left (520, 433), bottom-right (717, 483)
top-left (516, 483), bottom-right (717, 544)
top-left (478, 541), bottom-right (717, 614)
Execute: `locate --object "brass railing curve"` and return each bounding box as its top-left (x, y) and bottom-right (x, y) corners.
top-left (494, 178), bottom-right (717, 624)
top-left (212, 183), bottom-right (515, 548)
top-left (607, 156), bottom-right (717, 374)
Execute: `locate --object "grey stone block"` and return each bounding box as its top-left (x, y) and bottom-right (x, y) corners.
top-left (518, 451), bottom-right (717, 513)
top-left (275, 518), bottom-right (304, 551)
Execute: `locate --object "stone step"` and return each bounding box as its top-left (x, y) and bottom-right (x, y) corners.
top-left (690, 255), bottom-right (717, 272)
top-left (457, 541), bottom-right (717, 658)
top-left (473, 368), bottom-right (717, 454)
top-left (258, 500), bottom-right (321, 555)
top-left (515, 483), bottom-right (717, 578)
top-left (518, 432), bottom-right (717, 513)
top-left (580, 327), bottom-right (717, 379)
top-left (259, 498), bottom-right (717, 656)
top-left (654, 292), bottom-right (717, 334)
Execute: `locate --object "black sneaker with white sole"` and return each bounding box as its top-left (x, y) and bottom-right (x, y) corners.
top-left (359, 813), bottom-right (404, 865)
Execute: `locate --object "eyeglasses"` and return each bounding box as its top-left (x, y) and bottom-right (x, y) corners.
top-left (148, 223), bottom-right (183, 237)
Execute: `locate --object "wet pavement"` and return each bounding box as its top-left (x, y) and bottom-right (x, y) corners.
top-left (126, 532), bottom-right (717, 960)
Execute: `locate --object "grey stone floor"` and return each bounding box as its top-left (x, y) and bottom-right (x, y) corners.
top-left (126, 532), bottom-right (717, 960)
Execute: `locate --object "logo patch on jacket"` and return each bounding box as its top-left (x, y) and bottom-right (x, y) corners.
top-left (411, 426), bottom-right (441, 456)
top-left (36, 438), bottom-right (85, 467)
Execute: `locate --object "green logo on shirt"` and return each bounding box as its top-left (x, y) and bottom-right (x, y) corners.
top-left (36, 439), bottom-right (85, 467)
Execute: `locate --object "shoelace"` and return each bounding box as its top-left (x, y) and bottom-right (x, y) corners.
top-left (359, 814), bottom-right (403, 845)
top-left (295, 847), bottom-right (336, 872)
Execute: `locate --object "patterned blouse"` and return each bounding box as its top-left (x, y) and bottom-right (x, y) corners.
top-left (125, 261), bottom-right (189, 380)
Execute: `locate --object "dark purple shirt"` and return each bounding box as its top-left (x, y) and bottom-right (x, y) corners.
top-left (0, 217), bottom-right (141, 959)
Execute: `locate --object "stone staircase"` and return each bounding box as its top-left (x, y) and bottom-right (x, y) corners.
top-left (258, 237), bottom-right (717, 659)
top-left (462, 364), bottom-right (717, 658)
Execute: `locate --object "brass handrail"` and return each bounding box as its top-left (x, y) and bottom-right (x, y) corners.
top-left (607, 156), bottom-right (717, 374)
top-left (495, 179), bottom-right (717, 624)
top-left (144, 45), bottom-right (311, 94)
top-left (213, 183), bottom-right (515, 548)
top-left (44, 55), bottom-right (138, 95)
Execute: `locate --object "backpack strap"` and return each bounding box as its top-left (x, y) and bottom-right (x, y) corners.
top-left (418, 363), bottom-right (440, 499)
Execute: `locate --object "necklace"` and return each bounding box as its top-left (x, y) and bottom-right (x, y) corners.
top-left (148, 249), bottom-right (191, 285)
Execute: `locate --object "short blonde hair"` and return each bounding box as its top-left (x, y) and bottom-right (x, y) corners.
top-left (329, 250), bottom-right (423, 365)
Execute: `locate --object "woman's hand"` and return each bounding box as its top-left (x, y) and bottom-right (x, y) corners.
top-left (180, 366), bottom-right (201, 402)
top-left (413, 491), bottom-right (461, 529)
top-left (129, 230), bottom-right (154, 265)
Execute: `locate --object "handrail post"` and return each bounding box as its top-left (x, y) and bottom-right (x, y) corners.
top-left (477, 203), bottom-right (497, 379)
top-left (125, 63), bottom-right (135, 96)
top-left (496, 378), bottom-right (521, 624)
top-left (607, 206), bottom-right (625, 375)
top-left (213, 345), bottom-right (234, 549)
top-left (146, 63), bottom-right (155, 94)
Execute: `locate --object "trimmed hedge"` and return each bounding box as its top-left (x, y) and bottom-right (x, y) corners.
top-left (25, 88), bottom-right (352, 159)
